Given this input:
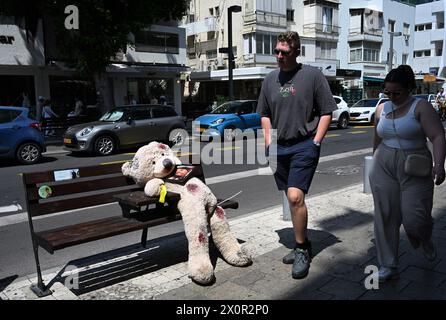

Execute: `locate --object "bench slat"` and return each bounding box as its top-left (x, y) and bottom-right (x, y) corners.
top-left (35, 209), bottom-right (183, 253)
top-left (28, 188), bottom-right (141, 217)
top-left (27, 176), bottom-right (137, 201)
top-left (23, 163), bottom-right (124, 185)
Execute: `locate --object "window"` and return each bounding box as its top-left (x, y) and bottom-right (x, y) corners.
top-left (248, 34), bottom-right (253, 54)
top-left (388, 20), bottom-right (395, 32)
top-left (424, 50), bottom-right (431, 56)
top-left (286, 9), bottom-right (294, 22)
top-left (349, 41), bottom-right (380, 62)
top-left (151, 107), bottom-right (177, 118)
top-left (206, 50), bottom-right (217, 59)
top-left (255, 33), bottom-right (276, 54)
top-left (426, 23), bottom-right (432, 30)
top-left (215, 6), bottom-right (220, 17)
top-left (0, 110), bottom-right (18, 124)
top-left (207, 31), bottom-right (215, 40)
top-left (239, 102), bottom-right (254, 115)
top-left (301, 45), bottom-right (305, 57)
top-left (322, 7), bottom-right (333, 32)
top-left (130, 107), bottom-right (150, 120)
top-left (188, 14), bottom-right (195, 23)
top-left (135, 31), bottom-right (179, 54)
top-left (209, 8), bottom-right (214, 16)
top-left (317, 41), bottom-right (336, 59)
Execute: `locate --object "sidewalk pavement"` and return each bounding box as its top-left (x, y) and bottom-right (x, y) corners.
top-left (2, 182), bottom-right (446, 300)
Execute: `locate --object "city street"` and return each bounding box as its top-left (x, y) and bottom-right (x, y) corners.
top-left (0, 125), bottom-right (374, 281)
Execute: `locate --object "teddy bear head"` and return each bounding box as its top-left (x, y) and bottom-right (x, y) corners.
top-left (122, 141), bottom-right (182, 185)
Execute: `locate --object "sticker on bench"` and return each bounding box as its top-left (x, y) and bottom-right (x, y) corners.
top-left (54, 169), bottom-right (80, 181)
top-left (38, 186), bottom-right (53, 199)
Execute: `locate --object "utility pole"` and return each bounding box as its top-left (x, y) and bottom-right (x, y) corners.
top-left (227, 5), bottom-right (241, 100)
top-left (388, 31), bottom-right (402, 72)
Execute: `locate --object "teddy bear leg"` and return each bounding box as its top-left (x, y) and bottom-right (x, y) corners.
top-left (209, 206), bottom-right (252, 267)
top-left (178, 201), bottom-right (215, 285)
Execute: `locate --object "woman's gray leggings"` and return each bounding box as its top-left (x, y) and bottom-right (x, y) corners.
top-left (369, 143), bottom-right (434, 268)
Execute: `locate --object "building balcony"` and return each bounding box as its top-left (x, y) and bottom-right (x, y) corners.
top-left (184, 17), bottom-right (217, 37)
top-left (244, 11), bottom-right (287, 29)
top-left (348, 27), bottom-right (383, 43)
top-left (303, 23), bottom-right (340, 40)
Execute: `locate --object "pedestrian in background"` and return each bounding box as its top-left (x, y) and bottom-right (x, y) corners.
top-left (36, 96), bottom-right (45, 121)
top-left (42, 99), bottom-right (59, 136)
top-left (369, 65), bottom-right (446, 282)
top-left (256, 31), bottom-right (337, 279)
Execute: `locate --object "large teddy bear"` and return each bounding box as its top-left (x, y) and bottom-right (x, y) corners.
top-left (122, 141), bottom-right (252, 284)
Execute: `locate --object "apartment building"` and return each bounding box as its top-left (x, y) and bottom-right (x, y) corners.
top-left (0, 16), bottom-right (187, 116)
top-left (183, 0), bottom-right (443, 104)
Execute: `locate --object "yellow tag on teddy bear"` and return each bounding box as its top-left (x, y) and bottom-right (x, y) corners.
top-left (159, 184), bottom-right (167, 203)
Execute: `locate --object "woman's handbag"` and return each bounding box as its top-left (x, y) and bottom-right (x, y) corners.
top-left (391, 102), bottom-right (432, 178)
top-left (404, 153), bottom-right (432, 177)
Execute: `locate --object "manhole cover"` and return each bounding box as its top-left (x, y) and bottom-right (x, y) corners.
top-left (316, 165), bottom-right (361, 176)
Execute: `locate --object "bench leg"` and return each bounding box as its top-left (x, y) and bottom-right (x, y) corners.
top-left (30, 238), bottom-right (52, 297)
top-left (141, 228), bottom-right (148, 248)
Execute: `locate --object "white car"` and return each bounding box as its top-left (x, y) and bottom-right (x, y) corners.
top-left (349, 98), bottom-right (389, 125)
top-left (414, 94), bottom-right (439, 112)
top-left (332, 95), bottom-right (350, 129)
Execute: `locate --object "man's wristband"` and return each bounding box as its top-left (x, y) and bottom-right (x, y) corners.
top-left (313, 140), bottom-right (321, 147)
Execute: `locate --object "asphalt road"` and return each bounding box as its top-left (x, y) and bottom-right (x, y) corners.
top-left (0, 125), bottom-right (374, 280)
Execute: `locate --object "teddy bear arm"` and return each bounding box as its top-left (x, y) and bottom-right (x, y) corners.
top-left (144, 178), bottom-right (165, 197)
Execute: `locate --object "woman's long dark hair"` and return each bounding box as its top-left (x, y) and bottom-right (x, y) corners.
top-left (384, 65), bottom-right (416, 90)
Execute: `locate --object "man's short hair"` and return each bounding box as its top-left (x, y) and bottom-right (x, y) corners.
top-left (277, 31), bottom-right (301, 51)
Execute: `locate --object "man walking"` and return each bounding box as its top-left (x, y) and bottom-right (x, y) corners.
top-left (257, 31), bottom-right (337, 279)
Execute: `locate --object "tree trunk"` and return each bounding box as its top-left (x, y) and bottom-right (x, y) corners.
top-left (94, 73), bottom-right (114, 114)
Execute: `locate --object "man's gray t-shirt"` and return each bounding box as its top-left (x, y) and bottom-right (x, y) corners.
top-left (256, 64), bottom-right (337, 141)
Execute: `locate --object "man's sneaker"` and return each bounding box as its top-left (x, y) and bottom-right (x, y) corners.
top-left (377, 267), bottom-right (398, 283)
top-left (422, 239), bottom-right (437, 262)
top-left (291, 247), bottom-right (311, 279)
top-left (283, 241), bottom-right (312, 264)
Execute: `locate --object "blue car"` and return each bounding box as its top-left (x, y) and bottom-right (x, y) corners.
top-left (0, 106), bottom-right (46, 164)
top-left (193, 100), bottom-right (260, 141)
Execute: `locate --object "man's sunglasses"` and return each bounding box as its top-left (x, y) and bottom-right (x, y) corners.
top-left (383, 90), bottom-right (402, 97)
top-left (274, 49), bottom-right (293, 56)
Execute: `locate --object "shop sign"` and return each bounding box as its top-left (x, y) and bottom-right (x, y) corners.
top-left (306, 61), bottom-right (336, 77)
top-left (0, 35), bottom-right (15, 45)
top-left (423, 74), bottom-right (436, 82)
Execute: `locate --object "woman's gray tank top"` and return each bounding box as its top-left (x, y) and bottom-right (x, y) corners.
top-left (376, 98), bottom-right (426, 149)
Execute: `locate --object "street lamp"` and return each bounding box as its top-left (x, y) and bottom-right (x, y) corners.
top-left (227, 5), bottom-right (242, 100)
top-left (388, 31), bottom-right (402, 72)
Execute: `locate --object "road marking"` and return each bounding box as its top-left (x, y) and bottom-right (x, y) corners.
top-left (216, 147), bottom-right (241, 151)
top-left (352, 126), bottom-right (374, 128)
top-left (1, 147), bottom-right (373, 227)
top-left (348, 131), bottom-right (367, 134)
top-left (0, 203), bottom-right (22, 213)
top-left (100, 152), bottom-right (198, 165)
top-left (325, 134), bottom-right (340, 138)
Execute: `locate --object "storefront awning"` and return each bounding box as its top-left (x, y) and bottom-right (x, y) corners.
top-left (363, 76), bottom-right (384, 83)
top-left (107, 63), bottom-right (189, 75)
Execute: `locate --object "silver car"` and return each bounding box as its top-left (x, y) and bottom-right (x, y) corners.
top-left (63, 105), bottom-right (187, 155)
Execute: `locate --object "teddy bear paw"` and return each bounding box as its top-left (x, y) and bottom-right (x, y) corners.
top-left (223, 248), bottom-right (252, 267)
top-left (188, 260), bottom-right (215, 285)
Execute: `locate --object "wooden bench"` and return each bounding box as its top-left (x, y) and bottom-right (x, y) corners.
top-left (22, 162), bottom-right (238, 297)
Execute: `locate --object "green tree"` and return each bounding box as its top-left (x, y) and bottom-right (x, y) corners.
top-left (0, 0), bottom-right (189, 112)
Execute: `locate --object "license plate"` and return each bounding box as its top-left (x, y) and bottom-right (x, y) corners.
top-left (63, 138), bottom-right (72, 144)
top-left (350, 117), bottom-right (356, 120)
top-left (198, 128), bottom-right (205, 133)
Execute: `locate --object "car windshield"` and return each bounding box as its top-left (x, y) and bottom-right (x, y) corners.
top-left (351, 99), bottom-right (379, 108)
top-left (211, 102), bottom-right (241, 114)
top-left (99, 108), bottom-right (126, 122)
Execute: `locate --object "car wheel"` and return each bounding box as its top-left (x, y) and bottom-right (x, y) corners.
top-left (168, 128), bottom-right (188, 147)
top-left (223, 126), bottom-right (237, 141)
top-left (94, 135), bottom-right (115, 156)
top-left (337, 113), bottom-right (349, 129)
top-left (16, 142), bottom-right (42, 165)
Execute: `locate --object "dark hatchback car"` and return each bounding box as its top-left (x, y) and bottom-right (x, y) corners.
top-left (0, 106), bottom-right (46, 164)
top-left (63, 104), bottom-right (187, 155)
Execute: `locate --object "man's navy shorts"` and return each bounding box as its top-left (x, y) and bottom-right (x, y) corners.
top-left (268, 138), bottom-right (320, 194)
